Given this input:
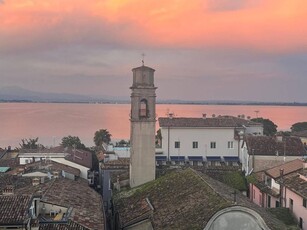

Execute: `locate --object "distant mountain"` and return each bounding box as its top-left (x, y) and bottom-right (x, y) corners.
top-left (0, 86), bottom-right (128, 103)
top-left (0, 86), bottom-right (306, 106)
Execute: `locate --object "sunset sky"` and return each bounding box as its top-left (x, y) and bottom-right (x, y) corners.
top-left (1, 0), bottom-right (307, 102)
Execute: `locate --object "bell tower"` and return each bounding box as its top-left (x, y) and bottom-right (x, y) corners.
top-left (129, 63), bottom-right (157, 188)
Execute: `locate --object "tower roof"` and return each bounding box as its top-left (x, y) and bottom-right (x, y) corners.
top-left (132, 65), bottom-right (155, 72)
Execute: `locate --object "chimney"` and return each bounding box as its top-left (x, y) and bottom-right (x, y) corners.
top-left (168, 112), bottom-right (174, 119)
top-left (276, 135), bottom-right (283, 142)
top-left (32, 178), bottom-right (40, 186)
top-left (3, 185), bottom-right (14, 195)
top-left (212, 114), bottom-right (216, 118)
top-left (53, 171), bottom-right (59, 179)
top-left (202, 113), bottom-right (207, 119)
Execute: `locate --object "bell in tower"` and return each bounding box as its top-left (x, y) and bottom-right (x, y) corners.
top-left (129, 63), bottom-right (157, 188)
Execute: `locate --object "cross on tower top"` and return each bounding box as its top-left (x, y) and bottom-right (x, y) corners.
top-left (142, 53), bottom-right (145, 66)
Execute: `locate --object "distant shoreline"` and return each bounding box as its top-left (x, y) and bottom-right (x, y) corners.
top-left (0, 100), bottom-right (307, 107)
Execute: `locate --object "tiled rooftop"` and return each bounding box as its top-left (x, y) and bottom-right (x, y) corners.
top-left (245, 135), bottom-right (306, 156)
top-left (159, 116), bottom-right (261, 128)
top-left (114, 168), bottom-right (287, 229)
top-left (292, 130), bottom-right (307, 138)
top-left (0, 174), bottom-right (104, 229)
top-left (0, 195), bottom-right (32, 225)
top-left (283, 170), bottom-right (307, 199)
top-left (39, 220), bottom-right (89, 230)
top-left (42, 178), bottom-right (104, 229)
top-left (19, 146), bottom-right (93, 169)
top-left (102, 158), bottom-right (130, 169)
top-left (64, 149), bottom-right (93, 169)
top-left (0, 174), bottom-right (32, 194)
top-left (25, 160), bottom-right (81, 177)
top-left (265, 159), bottom-right (303, 179)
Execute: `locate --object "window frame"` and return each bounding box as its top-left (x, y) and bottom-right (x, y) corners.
top-left (192, 141), bottom-right (198, 149)
top-left (175, 141), bottom-right (180, 149)
top-left (227, 141), bottom-right (234, 149)
top-left (210, 141), bottom-right (216, 149)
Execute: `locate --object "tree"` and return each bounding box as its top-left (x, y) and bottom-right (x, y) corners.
top-left (94, 129), bottom-right (112, 148)
top-left (155, 129), bottom-right (162, 147)
top-left (61, 135), bottom-right (86, 149)
top-left (116, 139), bottom-right (129, 147)
top-left (291, 122), bottom-right (307, 132)
top-left (250, 117), bottom-right (277, 136)
top-left (19, 137), bottom-right (41, 149)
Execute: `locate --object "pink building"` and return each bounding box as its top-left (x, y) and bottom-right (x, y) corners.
top-left (249, 159), bottom-right (307, 229)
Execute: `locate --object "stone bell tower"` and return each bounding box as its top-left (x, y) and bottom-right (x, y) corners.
top-left (129, 63), bottom-right (157, 188)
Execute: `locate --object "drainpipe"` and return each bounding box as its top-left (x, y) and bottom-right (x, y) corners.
top-left (279, 168), bottom-right (284, 207)
top-left (167, 126), bottom-right (170, 161)
top-left (252, 149), bottom-right (255, 170)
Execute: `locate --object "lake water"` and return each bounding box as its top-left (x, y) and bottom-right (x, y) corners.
top-left (0, 103), bottom-right (306, 148)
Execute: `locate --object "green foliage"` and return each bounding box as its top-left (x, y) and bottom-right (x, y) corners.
top-left (222, 171), bottom-right (247, 191)
top-left (278, 131), bottom-right (291, 136)
top-left (61, 135), bottom-right (86, 149)
top-left (91, 151), bottom-right (99, 171)
top-left (115, 139), bottom-right (129, 147)
top-left (19, 137), bottom-right (41, 149)
top-left (251, 117), bottom-right (278, 136)
top-left (246, 174), bottom-right (257, 184)
top-left (267, 208), bottom-right (298, 227)
top-left (94, 129), bottom-right (112, 147)
top-left (291, 122), bottom-right (307, 132)
top-left (155, 128), bottom-right (162, 147)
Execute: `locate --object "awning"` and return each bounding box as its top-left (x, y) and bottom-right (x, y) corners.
top-left (223, 156), bottom-right (240, 162)
top-left (206, 156), bottom-right (221, 162)
top-left (170, 156), bottom-right (185, 162)
top-left (155, 156), bottom-right (167, 161)
top-left (0, 167), bottom-right (10, 173)
top-left (188, 156), bottom-right (203, 162)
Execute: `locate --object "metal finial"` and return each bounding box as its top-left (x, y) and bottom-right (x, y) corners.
top-left (142, 53), bottom-right (145, 66)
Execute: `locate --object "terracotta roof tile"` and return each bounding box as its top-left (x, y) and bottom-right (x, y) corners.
top-left (115, 169), bottom-right (287, 229)
top-left (246, 136), bottom-right (306, 156)
top-left (0, 195), bottom-right (32, 225)
top-left (24, 161), bottom-right (81, 177)
top-left (42, 178), bottom-right (104, 229)
top-left (159, 116), bottom-right (261, 128)
top-left (265, 159), bottom-right (303, 179)
top-left (292, 130), bottom-right (307, 138)
top-left (283, 170), bottom-right (307, 199)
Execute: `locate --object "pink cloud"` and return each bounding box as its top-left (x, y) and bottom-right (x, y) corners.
top-left (0, 0), bottom-right (307, 52)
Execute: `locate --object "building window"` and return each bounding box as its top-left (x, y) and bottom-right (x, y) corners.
top-left (210, 142), bottom-right (216, 149)
top-left (259, 194), bottom-right (262, 207)
top-left (175, 141), bottom-right (180, 149)
top-left (276, 200), bottom-right (280, 207)
top-left (299, 217), bottom-right (303, 229)
top-left (192, 141), bottom-right (198, 149)
top-left (253, 189), bottom-right (255, 199)
top-left (228, 141), bottom-right (234, 149)
top-left (290, 198), bottom-right (293, 211)
top-left (303, 198), bottom-right (307, 208)
top-left (268, 195), bottom-right (271, 208)
top-left (139, 99), bottom-right (148, 117)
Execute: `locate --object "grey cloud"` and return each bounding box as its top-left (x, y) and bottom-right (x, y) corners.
top-left (207, 0), bottom-right (246, 11)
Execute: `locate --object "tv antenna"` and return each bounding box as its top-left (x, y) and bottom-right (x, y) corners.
top-left (254, 110), bottom-right (259, 118)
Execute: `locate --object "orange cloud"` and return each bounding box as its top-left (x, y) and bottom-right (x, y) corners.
top-left (1, 0), bottom-right (307, 52)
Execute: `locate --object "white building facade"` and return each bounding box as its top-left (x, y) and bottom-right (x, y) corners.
top-left (158, 116), bottom-right (263, 165)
